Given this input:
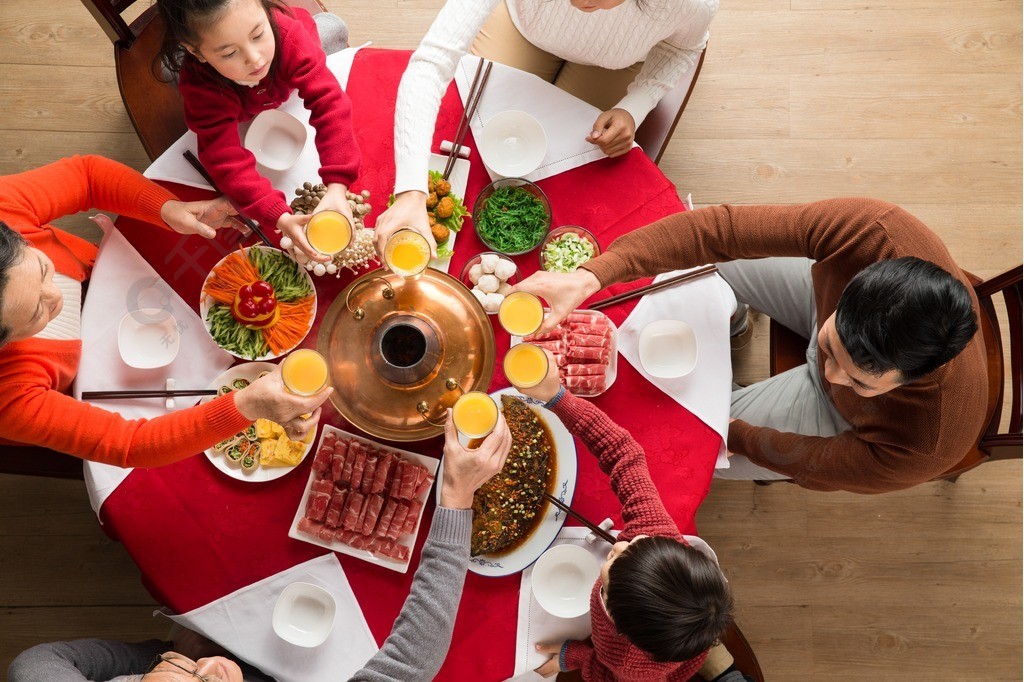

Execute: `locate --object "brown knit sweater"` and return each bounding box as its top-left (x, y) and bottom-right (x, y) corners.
top-left (582, 199), bottom-right (988, 493)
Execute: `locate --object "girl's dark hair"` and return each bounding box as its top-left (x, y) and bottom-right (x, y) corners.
top-left (154, 0), bottom-right (289, 84)
top-left (606, 536), bottom-right (733, 663)
top-left (835, 257), bottom-right (978, 383)
top-left (0, 222), bottom-right (29, 347)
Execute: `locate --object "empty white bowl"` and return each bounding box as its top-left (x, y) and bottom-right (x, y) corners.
top-left (244, 109), bottom-right (307, 171)
top-left (272, 582), bottom-right (336, 647)
top-left (638, 319), bottom-right (698, 379)
top-left (531, 544), bottom-right (601, 619)
top-left (117, 309), bottom-right (179, 369)
top-left (479, 110), bottom-right (547, 178)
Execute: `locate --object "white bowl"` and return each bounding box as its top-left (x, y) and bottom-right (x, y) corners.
top-left (531, 544), bottom-right (601, 619)
top-left (272, 582), bottom-right (336, 647)
top-left (479, 110), bottom-right (547, 178)
top-left (117, 309), bottom-right (179, 369)
top-left (638, 319), bottom-right (698, 379)
top-left (244, 109), bottom-right (307, 171)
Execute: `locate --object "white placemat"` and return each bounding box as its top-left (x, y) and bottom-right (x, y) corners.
top-left (164, 555), bottom-right (378, 682)
top-left (78, 216), bottom-right (234, 514)
top-left (454, 55), bottom-right (637, 184)
top-left (144, 45), bottom-right (367, 196)
top-left (617, 267), bottom-right (736, 468)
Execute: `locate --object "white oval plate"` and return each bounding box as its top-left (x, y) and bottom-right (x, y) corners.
top-left (202, 362), bottom-right (313, 483)
top-left (436, 387), bottom-right (577, 577)
top-left (199, 246), bottom-right (316, 362)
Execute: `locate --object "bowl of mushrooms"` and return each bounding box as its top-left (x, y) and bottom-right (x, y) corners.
top-left (461, 252), bottom-right (520, 315)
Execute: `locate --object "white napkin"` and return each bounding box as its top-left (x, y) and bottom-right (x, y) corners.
top-left (454, 55), bottom-right (636, 184)
top-left (510, 528), bottom-right (719, 680)
top-left (165, 555), bottom-right (378, 682)
top-left (78, 216), bottom-right (234, 514)
top-left (144, 45), bottom-right (367, 195)
top-left (616, 267), bottom-right (736, 468)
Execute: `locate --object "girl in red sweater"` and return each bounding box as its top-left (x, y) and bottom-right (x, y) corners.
top-left (156, 0), bottom-right (360, 262)
top-left (522, 351), bottom-right (734, 680)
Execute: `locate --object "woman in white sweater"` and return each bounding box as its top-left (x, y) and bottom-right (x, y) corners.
top-left (376, 0), bottom-right (718, 255)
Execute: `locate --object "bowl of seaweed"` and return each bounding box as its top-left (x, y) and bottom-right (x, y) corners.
top-left (472, 178), bottom-right (551, 256)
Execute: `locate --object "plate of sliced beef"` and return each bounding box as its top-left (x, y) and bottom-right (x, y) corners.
top-left (519, 309), bottom-right (617, 397)
top-left (288, 426), bottom-right (439, 573)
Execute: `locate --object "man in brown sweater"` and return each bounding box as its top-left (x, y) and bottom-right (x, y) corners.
top-left (516, 199), bottom-right (988, 493)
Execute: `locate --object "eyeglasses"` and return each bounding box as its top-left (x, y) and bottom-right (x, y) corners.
top-left (142, 653), bottom-right (224, 682)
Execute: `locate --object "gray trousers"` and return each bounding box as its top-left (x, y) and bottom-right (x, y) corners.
top-left (715, 258), bottom-right (851, 480)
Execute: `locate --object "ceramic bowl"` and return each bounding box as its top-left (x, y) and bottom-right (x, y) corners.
top-left (244, 109), bottom-right (307, 171)
top-left (538, 225), bottom-right (601, 272)
top-left (272, 582), bottom-right (336, 647)
top-left (638, 319), bottom-right (698, 379)
top-left (117, 309), bottom-right (179, 369)
top-left (479, 110), bottom-right (547, 178)
top-left (472, 178), bottom-right (551, 256)
top-left (531, 544), bottom-right (601, 618)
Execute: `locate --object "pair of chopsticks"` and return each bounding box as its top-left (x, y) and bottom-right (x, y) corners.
top-left (589, 265), bottom-right (719, 311)
top-left (544, 493), bottom-right (617, 545)
top-left (444, 59), bottom-right (493, 180)
top-left (182, 150), bottom-right (274, 247)
top-left (82, 389), bottom-right (219, 400)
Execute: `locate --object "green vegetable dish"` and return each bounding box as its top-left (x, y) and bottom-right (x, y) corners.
top-left (475, 186), bottom-right (549, 255)
top-left (541, 233), bottom-right (596, 273)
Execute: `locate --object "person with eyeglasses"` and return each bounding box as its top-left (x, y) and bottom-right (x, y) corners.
top-left (7, 411), bottom-right (512, 682)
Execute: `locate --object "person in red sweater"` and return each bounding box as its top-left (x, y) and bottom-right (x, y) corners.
top-left (156, 0), bottom-right (360, 261)
top-left (521, 353), bottom-right (734, 680)
top-left (0, 155), bottom-right (331, 468)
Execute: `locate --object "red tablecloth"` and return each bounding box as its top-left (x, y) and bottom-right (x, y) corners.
top-left (101, 49), bottom-right (720, 680)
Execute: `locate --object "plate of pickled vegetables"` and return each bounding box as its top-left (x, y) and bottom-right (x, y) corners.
top-left (202, 362), bottom-right (314, 482)
top-left (201, 246), bottom-right (316, 360)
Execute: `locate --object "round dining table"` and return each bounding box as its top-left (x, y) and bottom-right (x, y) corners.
top-left (100, 48), bottom-right (722, 680)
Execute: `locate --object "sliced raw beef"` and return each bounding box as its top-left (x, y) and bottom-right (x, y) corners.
top-left (330, 447), bottom-right (346, 481)
top-left (565, 312), bottom-right (599, 325)
top-left (389, 460), bottom-right (407, 498)
top-left (372, 453), bottom-right (395, 494)
top-left (325, 489), bottom-right (348, 528)
top-left (402, 499), bottom-right (423, 535)
top-left (342, 491), bottom-right (364, 531)
top-left (567, 323), bottom-right (609, 338)
top-left (525, 329), bottom-right (563, 342)
top-left (565, 374), bottom-right (607, 394)
top-left (360, 494), bottom-right (385, 535)
top-left (304, 486), bottom-right (332, 522)
top-left (398, 463), bottom-right (419, 500)
top-left (333, 528), bottom-right (359, 544)
top-left (349, 445), bottom-right (369, 491)
top-left (297, 517), bottom-right (323, 538)
top-left (561, 363), bottom-right (607, 376)
top-left (566, 346), bottom-right (609, 363)
top-left (376, 498), bottom-right (398, 538)
top-left (355, 493), bottom-right (373, 533)
top-left (387, 503), bottom-right (410, 540)
top-left (360, 452), bottom-right (379, 494)
top-left (568, 332), bottom-right (608, 347)
top-left (529, 339), bottom-right (565, 354)
top-left (317, 525), bottom-right (335, 542)
top-left (413, 473), bottom-right (435, 498)
top-left (312, 444), bottom-right (333, 475)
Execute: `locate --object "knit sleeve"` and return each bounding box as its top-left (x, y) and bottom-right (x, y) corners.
top-left (278, 10), bottom-right (360, 188)
top-left (349, 507), bottom-right (472, 681)
top-left (562, 639), bottom-right (661, 681)
top-left (392, 0), bottom-right (502, 195)
top-left (0, 350), bottom-right (251, 467)
top-left (0, 156), bottom-right (174, 232)
top-left (6, 638), bottom-right (169, 682)
top-left (614, 0), bottom-right (718, 127)
top-left (550, 391), bottom-right (679, 540)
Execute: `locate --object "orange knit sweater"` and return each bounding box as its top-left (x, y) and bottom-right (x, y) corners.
top-left (0, 156), bottom-right (251, 468)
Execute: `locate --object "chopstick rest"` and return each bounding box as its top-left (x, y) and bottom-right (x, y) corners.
top-left (439, 140), bottom-right (472, 158)
top-left (165, 378), bottom-right (175, 411)
top-left (585, 518), bottom-right (615, 545)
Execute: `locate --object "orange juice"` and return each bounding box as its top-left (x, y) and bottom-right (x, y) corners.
top-left (452, 391), bottom-right (499, 438)
top-left (504, 343), bottom-right (548, 389)
top-left (306, 210), bottom-right (352, 255)
top-left (385, 229), bottom-right (430, 277)
top-left (498, 292), bottom-right (544, 337)
top-left (281, 349), bottom-right (329, 396)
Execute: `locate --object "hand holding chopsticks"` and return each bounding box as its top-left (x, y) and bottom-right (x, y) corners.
top-left (444, 59), bottom-right (493, 180)
top-left (182, 150), bottom-right (274, 247)
top-left (544, 493), bottom-right (617, 545)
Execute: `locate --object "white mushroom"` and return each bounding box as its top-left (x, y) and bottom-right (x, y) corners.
top-left (493, 258), bottom-right (517, 282)
top-left (468, 263), bottom-right (484, 284)
top-left (326, 263), bottom-right (338, 275)
top-left (470, 288), bottom-right (488, 306)
top-left (279, 236), bottom-right (294, 250)
top-left (476, 273), bottom-right (500, 294)
top-left (482, 292), bottom-right (504, 314)
top-left (497, 282), bottom-right (512, 296)
top-left (313, 262), bottom-right (327, 276)
top-left (479, 253), bottom-right (500, 274)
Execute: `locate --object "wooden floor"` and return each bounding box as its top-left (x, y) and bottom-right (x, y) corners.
top-left (1, 0), bottom-right (1021, 679)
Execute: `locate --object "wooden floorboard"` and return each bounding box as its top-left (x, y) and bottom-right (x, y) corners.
top-left (0, 0), bottom-right (1020, 679)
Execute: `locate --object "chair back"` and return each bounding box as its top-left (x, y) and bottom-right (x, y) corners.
top-left (0, 445), bottom-right (84, 480)
top-left (634, 47), bottom-right (707, 166)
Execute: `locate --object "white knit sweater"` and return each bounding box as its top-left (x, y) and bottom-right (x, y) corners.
top-left (392, 0), bottom-right (717, 194)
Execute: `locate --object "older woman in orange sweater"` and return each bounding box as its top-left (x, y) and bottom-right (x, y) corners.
top-left (0, 155), bottom-right (330, 468)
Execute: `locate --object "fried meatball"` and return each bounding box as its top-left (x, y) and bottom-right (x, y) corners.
top-left (435, 195), bottom-right (455, 219)
top-left (434, 178), bottom-right (452, 197)
top-left (425, 192), bottom-right (439, 210)
top-left (427, 177), bottom-right (436, 194)
top-left (431, 222), bottom-right (451, 245)
top-left (427, 212), bottom-right (437, 227)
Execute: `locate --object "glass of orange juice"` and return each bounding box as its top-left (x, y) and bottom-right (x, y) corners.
top-left (305, 210), bottom-right (353, 256)
top-left (498, 291), bottom-right (544, 337)
top-left (281, 348), bottom-right (329, 396)
top-left (384, 229), bottom-right (431, 278)
top-left (451, 391), bottom-right (499, 439)
top-left (504, 343), bottom-right (549, 390)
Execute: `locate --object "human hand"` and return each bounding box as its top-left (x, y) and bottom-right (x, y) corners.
top-left (439, 409), bottom-right (511, 509)
top-left (512, 269), bottom-right (602, 335)
top-left (160, 196), bottom-right (244, 238)
top-left (586, 108), bottom-right (636, 158)
top-left (276, 212), bottom-right (328, 262)
top-left (533, 642), bottom-right (565, 677)
top-left (233, 366), bottom-right (333, 441)
top-left (313, 183), bottom-right (357, 228)
top-left (518, 349), bottom-right (562, 403)
top-left (373, 190), bottom-right (435, 263)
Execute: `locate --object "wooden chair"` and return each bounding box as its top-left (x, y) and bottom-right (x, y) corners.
top-left (634, 47), bottom-right (708, 166)
top-left (80, 0), bottom-right (327, 161)
top-left (764, 264), bottom-right (1023, 484)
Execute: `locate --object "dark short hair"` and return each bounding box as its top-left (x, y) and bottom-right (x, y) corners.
top-left (0, 221), bottom-right (29, 347)
top-left (606, 536), bottom-right (733, 662)
top-left (835, 257), bottom-right (978, 383)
